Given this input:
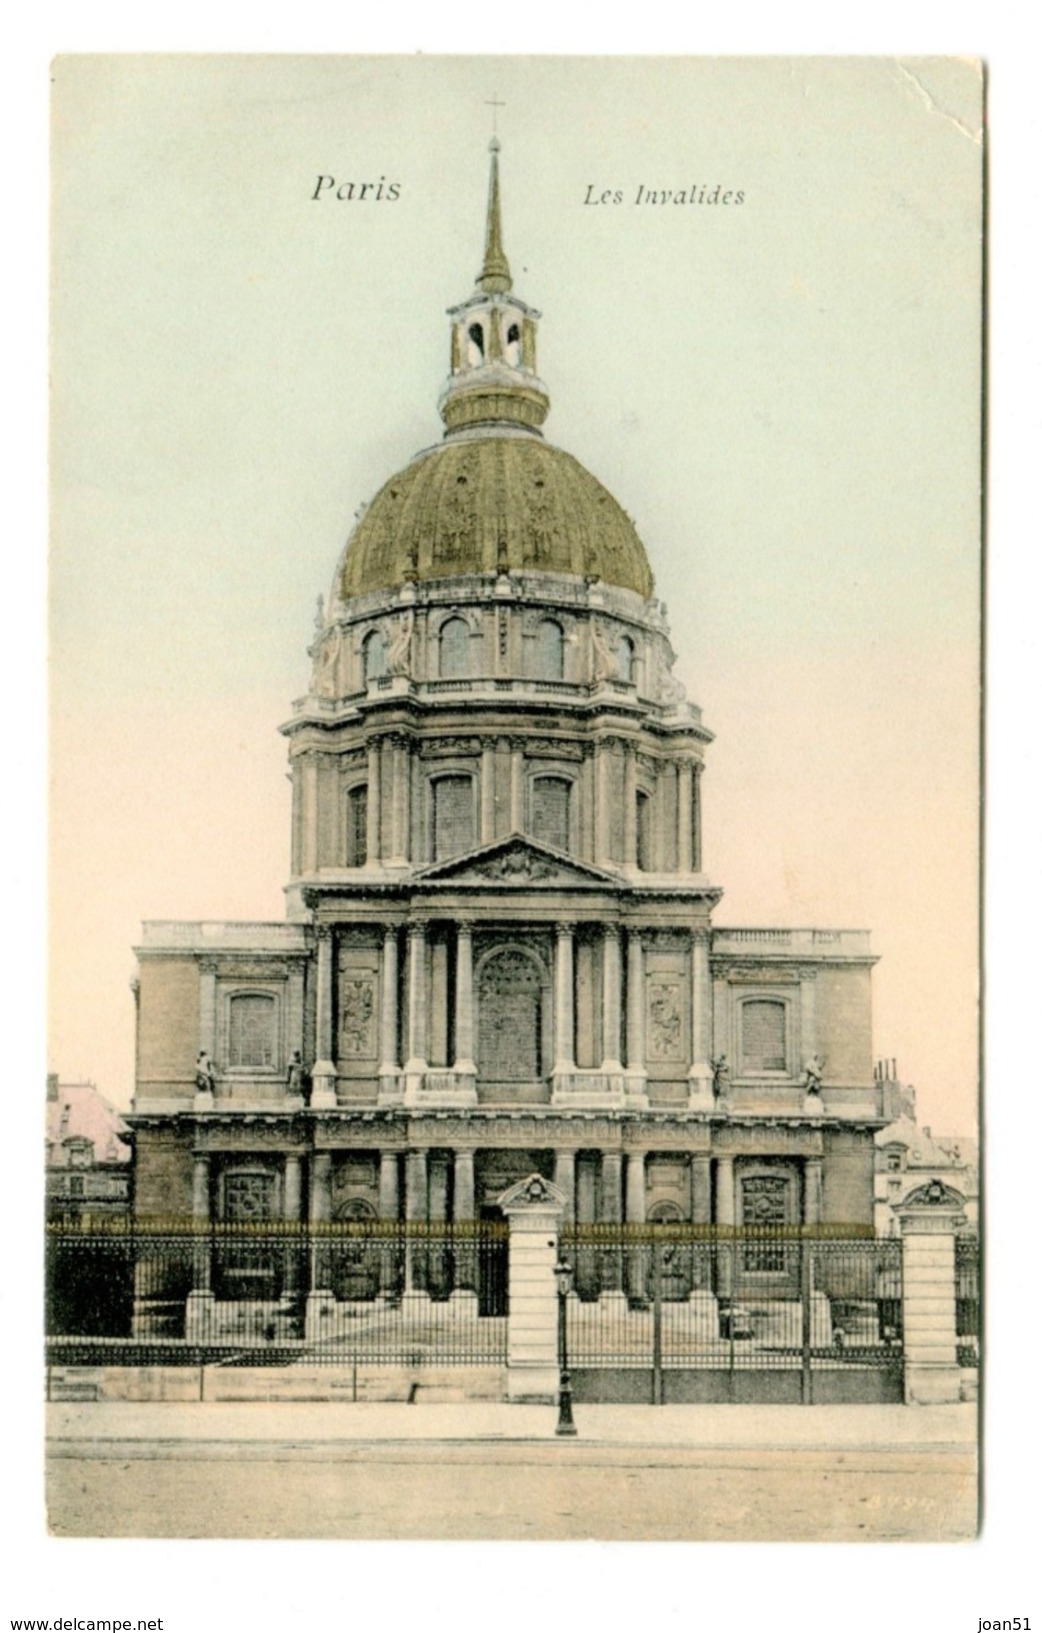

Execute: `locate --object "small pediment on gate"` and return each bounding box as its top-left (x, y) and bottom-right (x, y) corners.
top-left (896, 1179), bottom-right (966, 1211)
top-left (498, 1172), bottom-right (567, 1213)
top-left (415, 835), bottom-right (620, 887)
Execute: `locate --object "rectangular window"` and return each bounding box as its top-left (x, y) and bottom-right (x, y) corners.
top-left (636, 790), bottom-right (652, 870)
top-left (531, 776), bottom-right (570, 851)
top-left (741, 998), bottom-right (787, 1073)
top-left (346, 785), bottom-right (368, 866)
top-left (433, 775), bottom-right (474, 860)
top-left (228, 994), bottom-right (276, 1068)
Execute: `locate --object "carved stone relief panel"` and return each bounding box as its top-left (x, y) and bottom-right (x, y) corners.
top-left (340, 975), bottom-right (377, 1059)
top-left (646, 975), bottom-right (684, 1062)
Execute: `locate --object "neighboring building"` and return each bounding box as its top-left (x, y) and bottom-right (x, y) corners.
top-left (875, 1104), bottom-right (978, 1238)
top-left (127, 142), bottom-right (896, 1326)
top-left (46, 1074), bottom-right (132, 1219)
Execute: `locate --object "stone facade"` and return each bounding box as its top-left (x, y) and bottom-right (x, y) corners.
top-left (127, 143), bottom-right (891, 1306)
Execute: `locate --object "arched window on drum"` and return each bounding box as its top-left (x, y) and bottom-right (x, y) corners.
top-left (617, 635), bottom-right (635, 684)
top-left (439, 616), bottom-right (471, 679)
top-left (362, 629), bottom-right (387, 683)
top-left (532, 619), bottom-right (565, 681)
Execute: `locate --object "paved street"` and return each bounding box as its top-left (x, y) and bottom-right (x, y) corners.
top-left (46, 1402), bottom-right (978, 1541)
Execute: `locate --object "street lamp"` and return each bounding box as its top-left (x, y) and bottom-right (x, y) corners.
top-left (553, 1254), bottom-right (577, 1437)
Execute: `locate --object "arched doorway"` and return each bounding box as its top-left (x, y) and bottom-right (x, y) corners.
top-left (648, 1201), bottom-right (695, 1301)
top-left (330, 1197), bottom-right (381, 1302)
top-left (476, 946), bottom-right (549, 1087)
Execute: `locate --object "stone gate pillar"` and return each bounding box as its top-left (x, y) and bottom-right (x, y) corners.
top-left (895, 1180), bottom-right (967, 1405)
top-left (499, 1173), bottom-right (567, 1402)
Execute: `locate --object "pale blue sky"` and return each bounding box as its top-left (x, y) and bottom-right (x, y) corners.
top-left (50, 55), bottom-right (982, 1130)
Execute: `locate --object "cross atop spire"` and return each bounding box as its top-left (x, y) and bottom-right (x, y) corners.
top-left (477, 137), bottom-right (512, 295)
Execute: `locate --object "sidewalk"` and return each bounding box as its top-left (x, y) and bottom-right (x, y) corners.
top-left (48, 1399), bottom-right (977, 1453)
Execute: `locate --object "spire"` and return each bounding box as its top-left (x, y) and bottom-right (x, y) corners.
top-left (477, 138), bottom-right (512, 294)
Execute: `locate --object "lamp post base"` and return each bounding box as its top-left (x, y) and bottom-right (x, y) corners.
top-left (555, 1371), bottom-right (578, 1437)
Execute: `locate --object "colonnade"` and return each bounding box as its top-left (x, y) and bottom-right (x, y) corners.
top-left (295, 734), bottom-right (703, 875)
top-left (315, 921), bottom-right (714, 1094)
top-left (187, 1148), bottom-right (826, 1232)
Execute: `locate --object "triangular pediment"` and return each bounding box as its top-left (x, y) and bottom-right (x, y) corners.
top-left (415, 834), bottom-right (621, 888)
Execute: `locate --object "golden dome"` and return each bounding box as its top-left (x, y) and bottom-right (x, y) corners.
top-left (339, 434), bottom-right (654, 600)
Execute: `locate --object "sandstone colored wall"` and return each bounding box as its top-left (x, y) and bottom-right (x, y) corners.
top-left (821, 1127), bottom-right (874, 1226)
top-left (136, 958), bottom-right (199, 1100)
top-left (133, 1130), bottom-right (194, 1218)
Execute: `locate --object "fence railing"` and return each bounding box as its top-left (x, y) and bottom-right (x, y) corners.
top-left (46, 1220), bottom-right (509, 1368)
top-left (560, 1225), bottom-right (903, 1401)
top-left (955, 1233), bottom-right (980, 1368)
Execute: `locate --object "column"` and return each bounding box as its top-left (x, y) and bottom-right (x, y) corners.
top-left (601, 1150), bottom-right (624, 1221)
top-left (714, 1155), bottom-right (736, 1226)
top-left (623, 745), bottom-right (638, 867)
top-left (378, 926), bottom-right (400, 1102)
top-left (404, 923), bottom-right (428, 1077)
top-left (378, 1150), bottom-right (400, 1297)
top-left (715, 1154), bottom-right (736, 1299)
top-left (379, 1150), bottom-right (400, 1218)
top-left (480, 739), bottom-right (496, 842)
top-left (302, 754), bottom-right (318, 873)
top-left (601, 1150), bottom-right (624, 1292)
top-left (553, 922), bottom-right (576, 1076)
top-left (677, 762), bottom-right (694, 873)
top-left (594, 739), bottom-right (611, 862)
top-left (192, 1154), bottom-right (212, 1222)
top-left (803, 1157), bottom-right (824, 1226)
top-left (454, 1149), bottom-right (475, 1221)
top-left (283, 1154), bottom-right (303, 1300)
top-left (304, 1152), bottom-right (334, 1337)
top-left (625, 1151), bottom-right (646, 1223)
top-left (405, 1148), bottom-right (429, 1293)
top-left (452, 1148), bottom-right (478, 1298)
top-left (692, 765), bottom-right (703, 871)
top-left (311, 927), bottom-right (337, 1107)
top-left (509, 739), bottom-right (525, 832)
top-left (690, 1153), bottom-right (713, 1224)
top-left (366, 738), bottom-right (382, 862)
top-left (454, 922), bottom-right (475, 1074)
top-left (601, 926), bottom-right (623, 1072)
top-left (626, 931), bottom-right (646, 1075)
top-left (688, 928), bottom-right (713, 1108)
top-left (625, 1151), bottom-right (647, 1305)
top-left (185, 1154), bottom-right (213, 1336)
top-left (389, 735), bottom-right (409, 863)
top-left (553, 1149), bottom-right (576, 1225)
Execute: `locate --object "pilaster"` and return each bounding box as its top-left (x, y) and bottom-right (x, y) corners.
top-left (311, 926), bottom-right (337, 1107)
top-left (688, 928), bottom-right (713, 1109)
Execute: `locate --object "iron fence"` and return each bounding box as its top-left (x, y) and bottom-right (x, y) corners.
top-left (955, 1233), bottom-right (980, 1368)
top-left (45, 1219), bottom-right (509, 1368)
top-left (560, 1224), bottom-right (903, 1403)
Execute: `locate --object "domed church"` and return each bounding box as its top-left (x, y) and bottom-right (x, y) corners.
top-left (128, 143), bottom-right (891, 1322)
